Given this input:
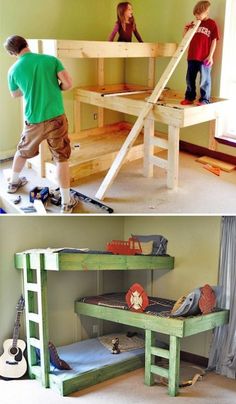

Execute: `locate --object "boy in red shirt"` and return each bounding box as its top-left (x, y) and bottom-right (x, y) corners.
top-left (181, 1), bottom-right (219, 106)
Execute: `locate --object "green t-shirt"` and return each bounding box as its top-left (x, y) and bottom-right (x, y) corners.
top-left (8, 52), bottom-right (65, 123)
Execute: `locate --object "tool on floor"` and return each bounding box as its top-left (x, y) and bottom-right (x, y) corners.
top-left (12, 195), bottom-right (22, 204)
top-left (49, 188), bottom-right (114, 213)
top-left (29, 187), bottom-right (49, 203)
top-left (20, 205), bottom-right (37, 213)
top-left (203, 164), bottom-right (220, 176)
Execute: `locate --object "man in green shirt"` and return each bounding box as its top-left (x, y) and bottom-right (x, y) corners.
top-left (4, 35), bottom-right (78, 213)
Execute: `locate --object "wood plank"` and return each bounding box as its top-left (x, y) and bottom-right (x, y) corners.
top-left (15, 251), bottom-right (175, 271)
top-left (196, 156), bottom-right (236, 172)
top-left (145, 330), bottom-right (155, 386)
top-left (55, 40), bottom-right (177, 59)
top-left (95, 20), bottom-right (201, 200)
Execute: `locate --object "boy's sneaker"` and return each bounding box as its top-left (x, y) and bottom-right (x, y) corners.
top-left (180, 99), bottom-right (194, 105)
top-left (7, 177), bottom-right (28, 194)
top-left (60, 195), bottom-right (79, 214)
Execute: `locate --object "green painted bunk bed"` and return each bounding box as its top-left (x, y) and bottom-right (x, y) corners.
top-left (14, 248), bottom-right (175, 396)
top-left (15, 249), bottom-right (229, 397)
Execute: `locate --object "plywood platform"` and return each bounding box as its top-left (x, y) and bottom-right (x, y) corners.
top-left (37, 122), bottom-right (144, 185)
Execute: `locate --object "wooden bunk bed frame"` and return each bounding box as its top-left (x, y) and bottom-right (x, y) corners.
top-left (15, 249), bottom-right (229, 397)
top-left (26, 37), bottom-right (229, 199)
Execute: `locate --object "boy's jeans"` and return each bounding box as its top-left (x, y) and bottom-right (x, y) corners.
top-left (185, 60), bottom-right (212, 103)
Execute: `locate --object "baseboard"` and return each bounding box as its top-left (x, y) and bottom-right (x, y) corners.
top-left (180, 350), bottom-right (208, 367)
top-left (180, 140), bottom-right (236, 166)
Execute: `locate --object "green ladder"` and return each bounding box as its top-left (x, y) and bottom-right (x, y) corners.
top-left (22, 253), bottom-right (50, 387)
top-left (145, 329), bottom-right (180, 396)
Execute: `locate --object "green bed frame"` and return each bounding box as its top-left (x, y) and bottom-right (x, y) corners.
top-left (15, 249), bottom-right (229, 396)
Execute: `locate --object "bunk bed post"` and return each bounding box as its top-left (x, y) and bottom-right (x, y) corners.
top-left (98, 58), bottom-right (105, 128)
top-left (144, 329), bottom-right (155, 386)
top-left (36, 253), bottom-right (50, 387)
top-left (168, 335), bottom-right (180, 396)
top-left (147, 57), bottom-right (155, 89)
top-left (167, 125), bottom-right (179, 189)
top-left (143, 117), bottom-right (155, 177)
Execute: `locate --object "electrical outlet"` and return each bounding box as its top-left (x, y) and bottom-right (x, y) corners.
top-left (92, 324), bottom-right (99, 336)
top-left (93, 113), bottom-right (98, 120)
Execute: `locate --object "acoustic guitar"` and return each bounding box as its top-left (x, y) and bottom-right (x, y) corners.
top-left (0, 295), bottom-right (27, 379)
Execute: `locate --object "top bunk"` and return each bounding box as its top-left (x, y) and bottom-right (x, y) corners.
top-left (14, 248), bottom-right (175, 271)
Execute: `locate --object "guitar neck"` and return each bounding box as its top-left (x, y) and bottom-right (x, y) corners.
top-left (12, 311), bottom-right (21, 347)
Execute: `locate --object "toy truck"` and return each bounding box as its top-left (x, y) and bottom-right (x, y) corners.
top-left (106, 237), bottom-right (142, 255)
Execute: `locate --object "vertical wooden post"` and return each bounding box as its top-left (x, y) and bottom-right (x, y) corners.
top-left (143, 118), bottom-right (155, 177)
top-left (168, 335), bottom-right (180, 396)
top-left (144, 329), bottom-right (155, 386)
top-left (74, 95), bottom-right (81, 133)
top-left (167, 125), bottom-right (179, 189)
top-left (209, 117), bottom-right (221, 150)
top-left (148, 57), bottom-right (155, 89)
top-left (98, 58), bottom-right (105, 127)
top-left (36, 254), bottom-right (50, 388)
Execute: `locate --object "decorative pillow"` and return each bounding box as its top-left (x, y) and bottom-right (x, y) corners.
top-left (125, 283), bottom-right (149, 312)
top-left (198, 284), bottom-right (216, 314)
top-left (171, 288), bottom-right (201, 317)
top-left (131, 234), bottom-right (168, 255)
top-left (35, 341), bottom-right (71, 370)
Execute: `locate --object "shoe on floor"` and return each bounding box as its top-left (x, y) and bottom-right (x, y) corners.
top-left (61, 195), bottom-right (79, 214)
top-left (7, 177), bottom-right (28, 193)
top-left (180, 99), bottom-right (194, 105)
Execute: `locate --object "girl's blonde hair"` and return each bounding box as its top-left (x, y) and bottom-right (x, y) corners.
top-left (193, 1), bottom-right (211, 15)
top-left (117, 2), bottom-right (135, 31)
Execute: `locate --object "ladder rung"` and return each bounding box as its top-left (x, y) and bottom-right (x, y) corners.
top-left (29, 337), bottom-right (41, 349)
top-left (150, 137), bottom-right (168, 149)
top-left (150, 155), bottom-right (168, 169)
top-left (151, 364), bottom-right (169, 379)
top-left (28, 313), bottom-right (40, 323)
top-left (26, 283), bottom-right (39, 292)
top-left (151, 346), bottom-right (170, 359)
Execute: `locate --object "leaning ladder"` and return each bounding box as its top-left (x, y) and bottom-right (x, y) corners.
top-left (145, 329), bottom-right (180, 396)
top-left (95, 20), bottom-right (201, 200)
top-left (22, 253), bottom-right (50, 387)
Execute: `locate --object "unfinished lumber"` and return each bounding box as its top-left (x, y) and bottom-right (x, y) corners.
top-left (196, 156), bottom-right (236, 172)
top-left (95, 20), bottom-right (201, 200)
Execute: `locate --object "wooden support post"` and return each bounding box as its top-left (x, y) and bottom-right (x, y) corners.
top-left (148, 57), bottom-right (155, 88)
top-left (143, 118), bottom-right (155, 177)
top-left (98, 58), bottom-right (104, 128)
top-left (74, 95), bottom-right (81, 133)
top-left (209, 114), bottom-right (222, 150)
top-left (36, 254), bottom-right (50, 388)
top-left (168, 335), bottom-right (180, 396)
top-left (95, 20), bottom-right (201, 200)
top-left (167, 125), bottom-right (179, 189)
top-left (144, 329), bottom-right (155, 386)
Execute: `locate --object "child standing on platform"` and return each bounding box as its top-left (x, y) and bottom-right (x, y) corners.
top-left (181, 1), bottom-right (219, 106)
top-left (108, 2), bottom-right (143, 42)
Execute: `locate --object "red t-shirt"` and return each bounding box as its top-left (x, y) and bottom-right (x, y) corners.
top-left (188, 18), bottom-right (219, 61)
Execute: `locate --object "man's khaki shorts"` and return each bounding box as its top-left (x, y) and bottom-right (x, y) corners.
top-left (18, 114), bottom-right (71, 162)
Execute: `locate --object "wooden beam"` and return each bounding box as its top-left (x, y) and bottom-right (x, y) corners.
top-left (95, 20), bottom-right (201, 200)
top-left (55, 40), bottom-right (177, 59)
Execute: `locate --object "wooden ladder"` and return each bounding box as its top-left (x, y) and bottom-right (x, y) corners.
top-left (95, 20), bottom-right (201, 200)
top-left (22, 253), bottom-right (50, 387)
top-left (145, 330), bottom-right (180, 396)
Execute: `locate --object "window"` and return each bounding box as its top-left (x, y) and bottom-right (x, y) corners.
top-left (220, 0), bottom-right (236, 137)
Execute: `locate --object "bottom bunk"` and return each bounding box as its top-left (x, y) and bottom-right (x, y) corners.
top-left (31, 336), bottom-right (144, 396)
top-left (74, 292), bottom-right (229, 396)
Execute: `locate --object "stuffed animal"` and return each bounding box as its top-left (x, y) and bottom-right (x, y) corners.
top-left (111, 337), bottom-right (120, 354)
